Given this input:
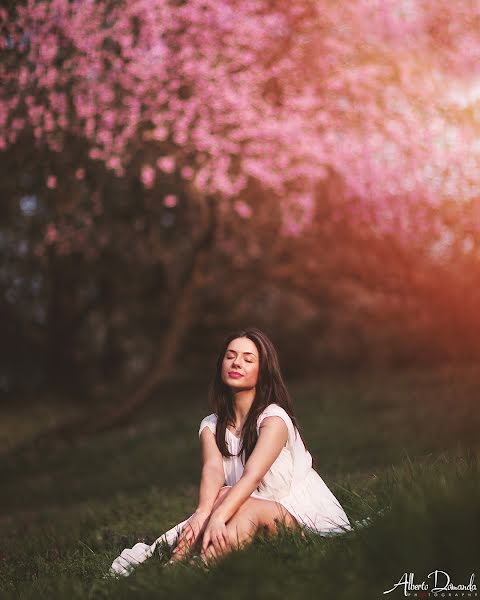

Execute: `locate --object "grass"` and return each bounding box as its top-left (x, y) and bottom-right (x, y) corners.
top-left (1, 363), bottom-right (479, 598)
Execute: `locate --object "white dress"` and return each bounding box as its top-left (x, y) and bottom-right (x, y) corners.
top-left (109, 403), bottom-right (352, 577)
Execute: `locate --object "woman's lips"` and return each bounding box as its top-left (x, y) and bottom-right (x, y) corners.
top-left (228, 371), bottom-right (243, 378)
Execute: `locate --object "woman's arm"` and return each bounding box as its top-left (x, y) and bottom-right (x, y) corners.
top-left (171, 427), bottom-right (225, 558)
top-left (207, 416), bottom-right (288, 524)
top-left (196, 427), bottom-right (225, 514)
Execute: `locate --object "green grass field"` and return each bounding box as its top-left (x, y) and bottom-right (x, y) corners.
top-left (1, 364), bottom-right (479, 599)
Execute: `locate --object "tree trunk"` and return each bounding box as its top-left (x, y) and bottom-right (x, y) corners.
top-left (7, 195), bottom-right (217, 455)
top-left (80, 238), bottom-right (213, 435)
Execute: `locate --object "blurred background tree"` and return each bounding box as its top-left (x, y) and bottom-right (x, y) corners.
top-left (1, 0), bottom-right (480, 435)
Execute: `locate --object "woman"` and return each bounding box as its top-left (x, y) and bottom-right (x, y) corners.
top-left (110, 327), bottom-right (351, 577)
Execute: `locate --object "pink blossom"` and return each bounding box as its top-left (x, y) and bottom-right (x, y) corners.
top-left (45, 223), bottom-right (58, 243)
top-left (163, 194), bottom-right (177, 208)
top-left (233, 200), bottom-right (252, 219)
top-left (1, 0), bottom-right (480, 249)
top-left (151, 126), bottom-right (169, 141)
top-left (157, 156), bottom-right (176, 174)
top-left (180, 165), bottom-right (194, 179)
top-left (106, 156), bottom-right (122, 170)
top-left (140, 164), bottom-right (155, 189)
top-left (46, 175), bottom-right (57, 189)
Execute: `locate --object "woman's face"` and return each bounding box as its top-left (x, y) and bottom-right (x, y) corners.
top-left (221, 336), bottom-right (260, 390)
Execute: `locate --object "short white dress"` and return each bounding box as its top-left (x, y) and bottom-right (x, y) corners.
top-left (110, 403), bottom-right (351, 577)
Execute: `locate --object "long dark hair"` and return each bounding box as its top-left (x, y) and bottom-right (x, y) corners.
top-left (207, 327), bottom-right (318, 470)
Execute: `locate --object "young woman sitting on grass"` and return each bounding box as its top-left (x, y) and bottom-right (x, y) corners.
top-left (110, 327), bottom-right (351, 575)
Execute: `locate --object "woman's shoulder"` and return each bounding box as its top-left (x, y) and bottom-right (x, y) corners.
top-left (257, 403), bottom-right (290, 421)
top-left (198, 413), bottom-right (218, 438)
top-left (256, 403), bottom-right (297, 440)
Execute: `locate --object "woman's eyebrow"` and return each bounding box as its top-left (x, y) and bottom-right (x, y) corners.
top-left (226, 349), bottom-right (257, 356)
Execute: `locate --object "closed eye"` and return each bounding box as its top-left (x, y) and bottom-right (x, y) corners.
top-left (227, 353), bottom-right (255, 363)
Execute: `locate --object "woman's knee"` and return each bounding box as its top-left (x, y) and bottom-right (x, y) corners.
top-left (238, 498), bottom-right (297, 533)
top-left (225, 504), bottom-right (259, 547)
top-left (227, 498), bottom-right (259, 528)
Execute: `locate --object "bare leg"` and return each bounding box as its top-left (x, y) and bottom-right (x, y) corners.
top-left (225, 504), bottom-right (260, 551)
top-left (200, 497), bottom-right (300, 565)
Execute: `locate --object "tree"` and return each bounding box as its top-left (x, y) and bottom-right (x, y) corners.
top-left (1, 0), bottom-right (480, 442)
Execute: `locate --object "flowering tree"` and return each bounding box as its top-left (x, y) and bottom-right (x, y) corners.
top-left (2, 0), bottom-right (480, 432)
top-left (2, 0), bottom-right (480, 244)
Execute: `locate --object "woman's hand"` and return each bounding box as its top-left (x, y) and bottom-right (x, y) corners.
top-left (200, 513), bottom-right (230, 563)
top-left (172, 509), bottom-right (210, 559)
